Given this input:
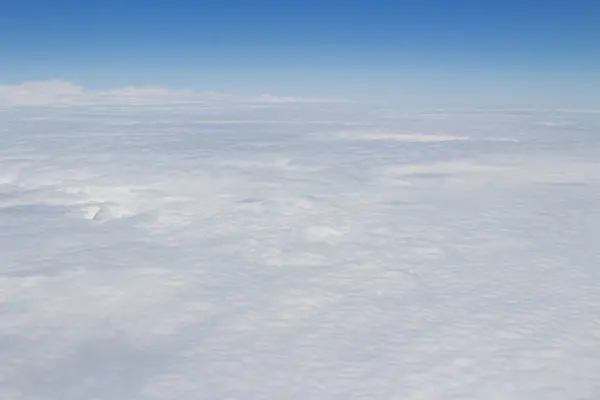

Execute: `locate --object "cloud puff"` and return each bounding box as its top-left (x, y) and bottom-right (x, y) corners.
top-left (0, 80), bottom-right (229, 106)
top-left (256, 93), bottom-right (342, 104)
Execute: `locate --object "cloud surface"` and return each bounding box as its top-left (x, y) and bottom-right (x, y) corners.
top-left (1, 99), bottom-right (600, 399)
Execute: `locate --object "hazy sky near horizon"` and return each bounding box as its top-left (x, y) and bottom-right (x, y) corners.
top-left (1, 0), bottom-right (599, 106)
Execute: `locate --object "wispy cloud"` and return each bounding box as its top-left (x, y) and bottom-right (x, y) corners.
top-left (331, 131), bottom-right (471, 142)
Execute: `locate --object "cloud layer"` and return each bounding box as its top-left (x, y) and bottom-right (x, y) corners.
top-left (2, 103), bottom-right (600, 399)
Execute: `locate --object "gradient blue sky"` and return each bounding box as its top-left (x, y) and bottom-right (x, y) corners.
top-left (1, 0), bottom-right (599, 106)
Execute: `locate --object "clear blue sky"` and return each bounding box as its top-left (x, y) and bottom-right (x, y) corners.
top-left (1, 0), bottom-right (599, 106)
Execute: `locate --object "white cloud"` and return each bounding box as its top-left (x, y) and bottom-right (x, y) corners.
top-left (332, 131), bottom-right (471, 142)
top-left (0, 80), bottom-right (84, 106)
top-left (0, 80), bottom-right (229, 106)
top-left (0, 80), bottom-right (341, 107)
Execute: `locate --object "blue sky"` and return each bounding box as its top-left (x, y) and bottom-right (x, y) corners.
top-left (1, 0), bottom-right (599, 106)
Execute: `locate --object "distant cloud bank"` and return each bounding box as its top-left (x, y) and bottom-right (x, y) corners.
top-left (0, 80), bottom-right (226, 106)
top-left (0, 80), bottom-right (340, 106)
